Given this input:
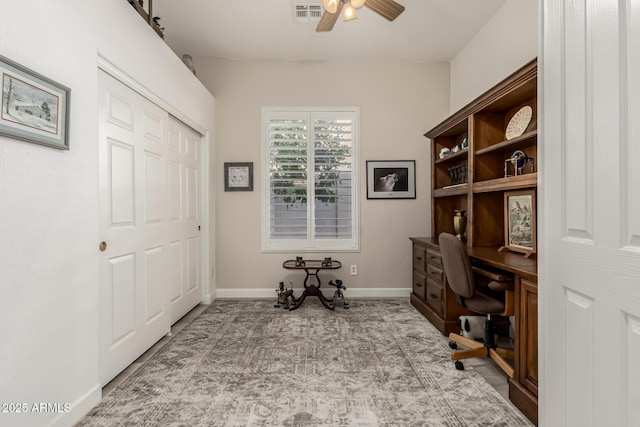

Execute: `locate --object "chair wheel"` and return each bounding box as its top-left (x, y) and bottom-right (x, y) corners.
top-left (455, 361), bottom-right (464, 371)
top-left (449, 341), bottom-right (458, 349)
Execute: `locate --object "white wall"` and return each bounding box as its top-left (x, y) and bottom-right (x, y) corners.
top-left (449, 0), bottom-right (539, 113)
top-left (196, 58), bottom-right (448, 297)
top-left (0, 2), bottom-right (215, 426)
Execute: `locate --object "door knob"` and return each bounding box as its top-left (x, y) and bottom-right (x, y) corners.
top-left (99, 241), bottom-right (107, 252)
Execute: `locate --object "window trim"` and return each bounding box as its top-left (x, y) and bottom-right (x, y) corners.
top-left (261, 106), bottom-right (360, 253)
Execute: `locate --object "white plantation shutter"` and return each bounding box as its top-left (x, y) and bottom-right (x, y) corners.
top-left (268, 116), bottom-right (308, 240)
top-left (263, 108), bottom-right (359, 252)
top-left (313, 115), bottom-right (353, 239)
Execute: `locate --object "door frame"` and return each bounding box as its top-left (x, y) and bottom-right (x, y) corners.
top-left (97, 55), bottom-right (213, 306)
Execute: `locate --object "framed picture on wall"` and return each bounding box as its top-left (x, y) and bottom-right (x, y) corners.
top-left (501, 189), bottom-right (536, 257)
top-left (366, 160), bottom-right (416, 199)
top-left (0, 55), bottom-right (70, 150)
top-left (224, 162), bottom-right (253, 191)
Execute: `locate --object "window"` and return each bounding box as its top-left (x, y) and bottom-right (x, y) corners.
top-left (262, 107), bottom-right (359, 252)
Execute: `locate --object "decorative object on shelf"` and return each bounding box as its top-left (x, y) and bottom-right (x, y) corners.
top-left (447, 164), bottom-right (468, 185)
top-left (500, 189), bottom-right (536, 257)
top-left (322, 257), bottom-right (332, 267)
top-left (295, 256), bottom-right (306, 267)
top-left (274, 281), bottom-right (297, 309)
top-left (328, 279), bottom-right (349, 309)
top-left (224, 162), bottom-right (253, 191)
top-left (126, 0), bottom-right (164, 38)
top-left (453, 210), bottom-right (467, 241)
top-left (439, 147), bottom-right (451, 159)
top-left (504, 150), bottom-right (534, 177)
top-left (182, 54), bottom-right (196, 75)
top-left (152, 17), bottom-right (165, 37)
top-left (366, 160), bottom-right (416, 199)
top-left (505, 105), bottom-right (533, 140)
top-left (0, 55), bottom-right (70, 150)
top-left (449, 138), bottom-right (468, 155)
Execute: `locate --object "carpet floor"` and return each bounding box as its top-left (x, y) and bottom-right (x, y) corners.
top-left (78, 299), bottom-right (532, 426)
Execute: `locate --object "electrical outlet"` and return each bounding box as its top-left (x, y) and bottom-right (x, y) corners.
top-left (350, 264), bottom-right (358, 276)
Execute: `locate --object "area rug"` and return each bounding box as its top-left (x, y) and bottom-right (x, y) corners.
top-left (78, 299), bottom-right (532, 426)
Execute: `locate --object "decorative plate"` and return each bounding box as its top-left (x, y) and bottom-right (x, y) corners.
top-left (505, 105), bottom-right (532, 140)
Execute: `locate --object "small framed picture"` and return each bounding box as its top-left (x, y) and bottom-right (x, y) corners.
top-left (366, 160), bottom-right (416, 199)
top-left (502, 189), bottom-right (536, 257)
top-left (0, 55), bottom-right (70, 150)
top-left (224, 162), bottom-right (253, 191)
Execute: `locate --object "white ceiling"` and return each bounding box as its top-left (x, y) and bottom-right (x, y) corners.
top-left (152, 0), bottom-right (506, 62)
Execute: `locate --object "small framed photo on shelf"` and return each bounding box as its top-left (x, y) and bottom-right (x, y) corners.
top-left (224, 162), bottom-right (253, 191)
top-left (501, 189), bottom-right (536, 257)
top-left (0, 55), bottom-right (70, 150)
top-left (366, 160), bottom-right (416, 199)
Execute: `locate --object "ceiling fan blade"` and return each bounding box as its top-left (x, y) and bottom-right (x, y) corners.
top-left (316, 2), bottom-right (344, 32)
top-left (364, 0), bottom-right (405, 21)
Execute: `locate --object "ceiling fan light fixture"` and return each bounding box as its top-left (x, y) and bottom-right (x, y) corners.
top-left (322, 0), bottom-right (340, 14)
top-left (343, 3), bottom-right (358, 21)
top-left (351, 0), bottom-right (366, 8)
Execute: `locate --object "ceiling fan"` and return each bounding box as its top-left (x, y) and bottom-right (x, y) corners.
top-left (316, 0), bottom-right (405, 32)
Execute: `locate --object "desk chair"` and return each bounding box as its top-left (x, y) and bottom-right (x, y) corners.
top-left (438, 233), bottom-right (516, 378)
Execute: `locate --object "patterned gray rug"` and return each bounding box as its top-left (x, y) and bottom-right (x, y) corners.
top-left (78, 299), bottom-right (532, 426)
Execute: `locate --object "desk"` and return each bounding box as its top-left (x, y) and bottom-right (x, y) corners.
top-left (282, 259), bottom-right (342, 311)
top-left (466, 246), bottom-right (537, 282)
top-left (409, 237), bottom-right (538, 425)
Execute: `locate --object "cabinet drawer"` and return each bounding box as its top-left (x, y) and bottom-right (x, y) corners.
top-left (425, 278), bottom-right (444, 315)
top-left (413, 245), bottom-right (427, 274)
top-left (426, 263), bottom-right (445, 284)
top-left (413, 270), bottom-right (427, 301)
top-left (426, 248), bottom-right (442, 266)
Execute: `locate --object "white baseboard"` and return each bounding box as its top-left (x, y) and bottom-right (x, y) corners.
top-left (202, 291), bottom-right (215, 305)
top-left (48, 383), bottom-right (101, 427)
top-left (215, 287), bottom-right (411, 299)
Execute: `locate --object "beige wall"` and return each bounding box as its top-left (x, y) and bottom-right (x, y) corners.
top-left (196, 58), bottom-right (449, 296)
top-left (450, 0), bottom-right (539, 112)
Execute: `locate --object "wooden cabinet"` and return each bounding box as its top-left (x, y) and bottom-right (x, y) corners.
top-left (511, 277), bottom-right (538, 425)
top-left (410, 237), bottom-right (473, 335)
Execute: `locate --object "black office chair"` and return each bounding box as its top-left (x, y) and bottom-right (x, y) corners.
top-left (438, 232), bottom-right (515, 378)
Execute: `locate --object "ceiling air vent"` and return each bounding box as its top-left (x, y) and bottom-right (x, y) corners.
top-left (293, 3), bottom-right (323, 23)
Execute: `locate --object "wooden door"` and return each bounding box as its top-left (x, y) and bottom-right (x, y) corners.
top-left (167, 117), bottom-right (202, 324)
top-left (98, 71), bottom-right (170, 385)
top-left (541, 1), bottom-right (640, 425)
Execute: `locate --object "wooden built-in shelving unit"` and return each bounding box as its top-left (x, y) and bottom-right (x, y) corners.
top-left (427, 60), bottom-right (538, 246)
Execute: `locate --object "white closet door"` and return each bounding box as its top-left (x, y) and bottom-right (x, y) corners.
top-left (167, 117), bottom-right (202, 324)
top-left (98, 71), bottom-right (171, 386)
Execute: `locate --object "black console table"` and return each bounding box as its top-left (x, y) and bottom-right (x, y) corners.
top-left (282, 259), bottom-right (342, 310)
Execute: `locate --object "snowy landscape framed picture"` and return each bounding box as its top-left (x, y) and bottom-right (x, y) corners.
top-left (0, 55), bottom-right (70, 150)
top-left (224, 162), bottom-right (253, 191)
